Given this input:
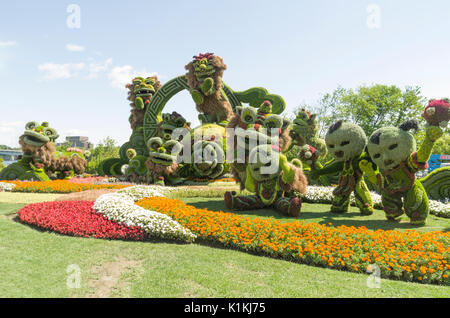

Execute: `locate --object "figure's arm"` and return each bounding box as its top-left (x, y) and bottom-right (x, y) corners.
top-left (415, 126), bottom-right (444, 163)
top-left (244, 165), bottom-right (256, 193)
top-left (311, 159), bottom-right (344, 179)
top-left (280, 154), bottom-right (295, 184)
top-left (359, 159), bottom-right (381, 186)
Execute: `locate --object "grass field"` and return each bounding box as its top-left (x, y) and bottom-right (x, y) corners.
top-left (0, 189), bottom-right (449, 298)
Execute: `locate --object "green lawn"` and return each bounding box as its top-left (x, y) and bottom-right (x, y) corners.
top-left (0, 192), bottom-right (449, 298)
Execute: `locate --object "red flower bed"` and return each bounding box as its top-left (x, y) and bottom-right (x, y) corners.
top-left (17, 201), bottom-right (146, 241)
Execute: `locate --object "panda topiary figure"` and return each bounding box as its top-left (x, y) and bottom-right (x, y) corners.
top-left (360, 120), bottom-right (445, 225)
top-left (311, 120), bottom-right (374, 215)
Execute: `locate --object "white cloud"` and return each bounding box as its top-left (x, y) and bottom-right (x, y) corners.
top-left (38, 62), bottom-right (85, 80)
top-left (0, 41), bottom-right (17, 47)
top-left (86, 58), bottom-right (113, 79)
top-left (108, 65), bottom-right (158, 89)
top-left (66, 43), bottom-right (85, 52)
top-left (0, 121), bottom-right (25, 147)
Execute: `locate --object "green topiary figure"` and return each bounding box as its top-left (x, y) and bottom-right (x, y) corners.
top-left (224, 144), bottom-right (307, 217)
top-left (310, 121), bottom-right (374, 215)
top-left (185, 53), bottom-right (234, 126)
top-left (361, 120), bottom-right (446, 225)
top-left (289, 109), bottom-right (327, 159)
top-left (145, 137), bottom-right (184, 186)
top-left (227, 101), bottom-right (292, 190)
top-left (158, 112), bottom-right (191, 141)
top-left (0, 121), bottom-right (88, 180)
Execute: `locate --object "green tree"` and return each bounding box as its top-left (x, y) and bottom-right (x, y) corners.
top-left (0, 157), bottom-right (4, 172)
top-left (313, 84), bottom-right (427, 137)
top-left (86, 137), bottom-right (120, 174)
top-left (431, 134), bottom-right (450, 155)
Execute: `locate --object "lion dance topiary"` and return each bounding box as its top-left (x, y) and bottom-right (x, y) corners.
top-left (0, 121), bottom-right (88, 181)
top-left (185, 53), bottom-right (234, 126)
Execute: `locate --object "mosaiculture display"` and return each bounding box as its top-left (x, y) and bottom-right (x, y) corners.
top-left (1, 53), bottom-right (449, 287)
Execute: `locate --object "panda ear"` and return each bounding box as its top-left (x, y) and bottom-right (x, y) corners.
top-left (399, 119), bottom-right (419, 133)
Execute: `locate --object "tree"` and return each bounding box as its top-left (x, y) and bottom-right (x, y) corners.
top-left (86, 137), bottom-right (120, 174)
top-left (313, 84), bottom-right (427, 137)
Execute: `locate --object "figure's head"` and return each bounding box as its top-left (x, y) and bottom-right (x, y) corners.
top-left (126, 76), bottom-right (161, 103)
top-left (233, 104), bottom-right (291, 152)
top-left (185, 53), bottom-right (226, 87)
top-left (191, 53), bottom-right (224, 80)
top-left (248, 144), bottom-right (281, 182)
top-left (22, 121), bottom-right (59, 148)
top-left (158, 112), bottom-right (191, 141)
top-left (147, 137), bottom-right (183, 166)
top-left (367, 120), bottom-right (418, 171)
top-left (325, 121), bottom-right (367, 162)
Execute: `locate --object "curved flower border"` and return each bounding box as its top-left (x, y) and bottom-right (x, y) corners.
top-left (93, 186), bottom-right (196, 243)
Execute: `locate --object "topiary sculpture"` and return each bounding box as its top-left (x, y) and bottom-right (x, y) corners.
top-left (361, 119), bottom-right (447, 225)
top-left (227, 101), bottom-right (292, 190)
top-left (185, 53), bottom-right (234, 126)
top-left (145, 137), bottom-right (183, 186)
top-left (310, 120), bottom-right (374, 215)
top-left (224, 144), bottom-right (307, 217)
top-left (0, 121), bottom-right (88, 180)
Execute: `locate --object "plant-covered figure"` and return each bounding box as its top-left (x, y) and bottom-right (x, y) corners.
top-left (0, 121), bottom-right (88, 181)
top-left (185, 53), bottom-right (234, 126)
top-left (224, 144), bottom-right (307, 217)
top-left (157, 111), bottom-right (191, 142)
top-left (422, 99), bottom-right (449, 128)
top-left (310, 121), bottom-right (374, 215)
top-left (145, 137), bottom-right (183, 186)
top-left (289, 108), bottom-right (327, 159)
top-left (361, 119), bottom-right (446, 225)
top-left (126, 76), bottom-right (162, 131)
top-left (123, 149), bottom-right (148, 183)
top-left (227, 101), bottom-right (292, 189)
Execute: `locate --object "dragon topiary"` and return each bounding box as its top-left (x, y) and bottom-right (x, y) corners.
top-left (185, 53), bottom-right (234, 126)
top-left (361, 119), bottom-right (447, 225)
top-left (224, 144), bottom-right (307, 217)
top-left (310, 121), bottom-right (375, 215)
top-left (0, 121), bottom-right (88, 181)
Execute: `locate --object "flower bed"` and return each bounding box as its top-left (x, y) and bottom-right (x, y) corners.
top-left (17, 201), bottom-right (147, 240)
top-left (93, 186), bottom-right (195, 242)
top-left (0, 180), bottom-right (129, 193)
top-left (0, 182), bottom-right (16, 192)
top-left (136, 196), bottom-right (450, 285)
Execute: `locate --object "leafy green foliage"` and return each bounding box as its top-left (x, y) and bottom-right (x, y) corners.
top-left (313, 85), bottom-right (426, 137)
top-left (0, 157), bottom-right (4, 172)
top-left (86, 137), bottom-right (120, 174)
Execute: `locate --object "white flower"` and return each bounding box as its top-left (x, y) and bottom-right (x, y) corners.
top-left (302, 186), bottom-right (449, 218)
top-left (93, 186), bottom-right (196, 242)
top-left (0, 182), bottom-right (15, 192)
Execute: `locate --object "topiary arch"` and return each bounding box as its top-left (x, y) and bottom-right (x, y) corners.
top-left (143, 75), bottom-right (286, 142)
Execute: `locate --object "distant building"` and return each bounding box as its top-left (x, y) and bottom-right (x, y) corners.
top-left (60, 136), bottom-right (93, 149)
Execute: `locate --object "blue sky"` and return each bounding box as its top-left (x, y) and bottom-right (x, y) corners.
top-left (1, 0), bottom-right (449, 147)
